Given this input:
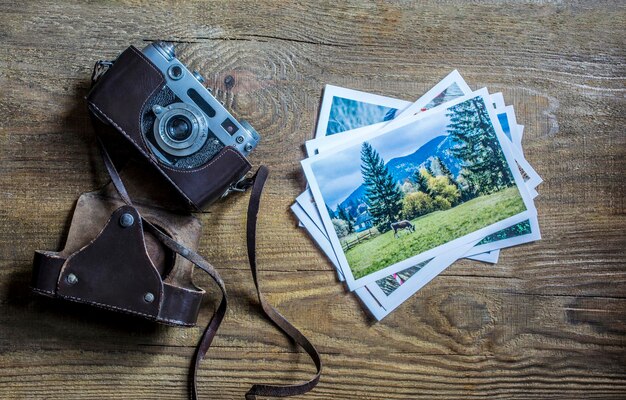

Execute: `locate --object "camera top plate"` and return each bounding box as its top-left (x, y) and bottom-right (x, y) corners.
top-left (142, 41), bottom-right (260, 156)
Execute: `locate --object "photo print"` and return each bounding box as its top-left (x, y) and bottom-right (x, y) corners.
top-left (306, 92), bottom-right (541, 264)
top-left (314, 85), bottom-right (411, 138)
top-left (302, 89), bottom-right (536, 289)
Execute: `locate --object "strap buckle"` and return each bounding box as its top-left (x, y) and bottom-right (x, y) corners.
top-left (221, 175), bottom-right (255, 198)
top-left (90, 59), bottom-right (115, 85)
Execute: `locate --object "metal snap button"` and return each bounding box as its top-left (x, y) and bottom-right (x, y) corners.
top-left (144, 292), bottom-right (155, 303)
top-left (66, 273), bottom-right (78, 285)
top-left (120, 213), bottom-right (135, 228)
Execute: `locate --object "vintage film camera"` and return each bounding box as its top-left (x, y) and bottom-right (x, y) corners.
top-left (87, 41), bottom-right (259, 210)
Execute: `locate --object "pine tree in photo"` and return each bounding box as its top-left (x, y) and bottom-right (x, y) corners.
top-left (433, 156), bottom-right (462, 192)
top-left (472, 98), bottom-right (514, 190)
top-left (446, 97), bottom-right (514, 197)
top-left (429, 157), bottom-right (442, 176)
top-left (437, 157), bottom-right (455, 181)
top-left (412, 168), bottom-right (430, 193)
top-left (337, 205), bottom-right (354, 234)
top-left (360, 142), bottom-right (403, 233)
top-left (425, 161), bottom-right (436, 178)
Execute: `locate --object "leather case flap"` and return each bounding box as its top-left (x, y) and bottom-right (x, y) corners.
top-left (32, 190), bottom-right (205, 326)
top-left (57, 205), bottom-right (164, 316)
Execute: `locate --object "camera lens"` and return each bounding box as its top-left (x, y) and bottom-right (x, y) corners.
top-left (151, 102), bottom-right (210, 160)
top-left (166, 115), bottom-right (193, 141)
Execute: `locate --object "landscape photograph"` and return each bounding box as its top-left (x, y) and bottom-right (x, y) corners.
top-left (309, 94), bottom-right (528, 280)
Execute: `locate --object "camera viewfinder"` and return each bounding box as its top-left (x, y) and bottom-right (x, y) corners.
top-left (221, 118), bottom-right (239, 136)
top-left (187, 89), bottom-right (216, 118)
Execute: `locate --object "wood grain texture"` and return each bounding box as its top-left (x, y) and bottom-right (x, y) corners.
top-left (1, 1), bottom-right (625, 399)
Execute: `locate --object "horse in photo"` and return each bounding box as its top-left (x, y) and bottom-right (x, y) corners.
top-left (390, 220), bottom-right (415, 238)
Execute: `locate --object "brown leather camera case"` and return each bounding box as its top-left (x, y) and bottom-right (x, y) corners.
top-left (32, 186), bottom-right (205, 326)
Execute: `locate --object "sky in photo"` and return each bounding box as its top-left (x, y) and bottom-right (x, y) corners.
top-left (311, 105), bottom-right (453, 209)
top-left (327, 97), bottom-right (397, 135)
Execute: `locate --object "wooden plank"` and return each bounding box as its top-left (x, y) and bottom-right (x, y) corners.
top-left (3, 266), bottom-right (626, 353)
top-left (1, 350), bottom-right (626, 399)
top-left (0, 0), bottom-right (625, 399)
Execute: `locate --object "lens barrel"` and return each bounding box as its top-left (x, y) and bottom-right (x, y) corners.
top-left (152, 102), bottom-right (208, 156)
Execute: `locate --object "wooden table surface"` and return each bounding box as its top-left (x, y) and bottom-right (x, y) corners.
top-left (1, 1), bottom-right (625, 399)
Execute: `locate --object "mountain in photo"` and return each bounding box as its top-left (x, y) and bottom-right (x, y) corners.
top-left (336, 135), bottom-right (461, 212)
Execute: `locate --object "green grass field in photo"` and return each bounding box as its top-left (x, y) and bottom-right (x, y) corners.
top-left (345, 186), bottom-right (526, 279)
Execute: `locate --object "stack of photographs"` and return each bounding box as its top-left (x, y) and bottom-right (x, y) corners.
top-left (292, 71), bottom-right (542, 320)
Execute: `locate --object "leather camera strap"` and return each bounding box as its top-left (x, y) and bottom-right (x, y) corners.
top-left (242, 166), bottom-right (322, 399)
top-left (97, 139), bottom-right (321, 399)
